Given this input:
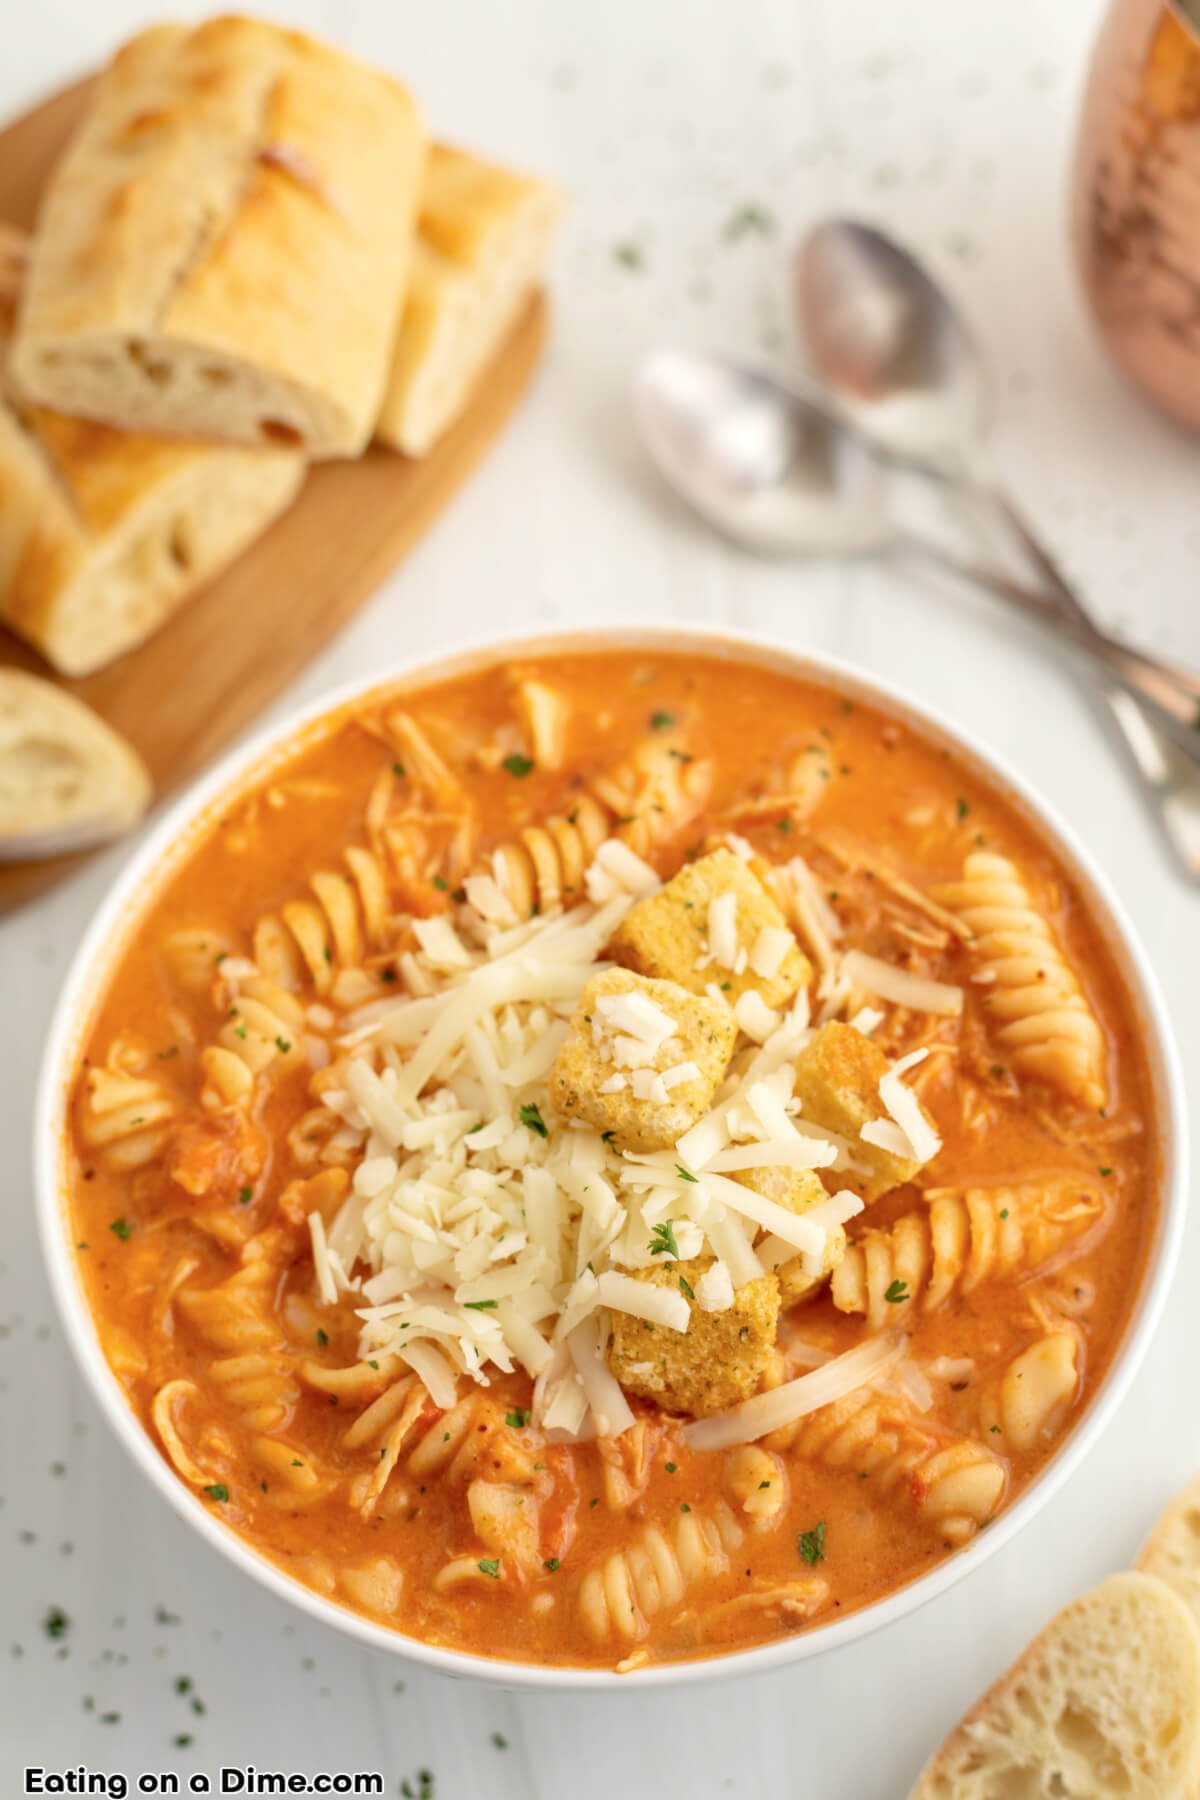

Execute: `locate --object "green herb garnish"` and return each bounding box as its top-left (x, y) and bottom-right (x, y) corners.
top-left (648, 1220), bottom-right (680, 1258)
top-left (502, 753), bottom-right (534, 778)
top-left (519, 1102), bottom-right (548, 1138)
top-left (798, 1520), bottom-right (826, 1566)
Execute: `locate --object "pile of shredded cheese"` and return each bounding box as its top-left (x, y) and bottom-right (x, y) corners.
top-left (279, 845), bottom-right (952, 1444)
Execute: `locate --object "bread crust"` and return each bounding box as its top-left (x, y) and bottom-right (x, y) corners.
top-left (12, 18), bottom-right (426, 458)
top-left (0, 222), bottom-right (304, 675)
top-left (376, 142), bottom-right (562, 455)
top-left (1137, 1470), bottom-right (1200, 1626)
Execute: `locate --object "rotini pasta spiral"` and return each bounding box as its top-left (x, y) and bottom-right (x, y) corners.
top-left (200, 975), bottom-right (306, 1108)
top-left (252, 845), bottom-right (392, 995)
top-left (486, 793), bottom-right (613, 918)
top-left (930, 852), bottom-right (1107, 1108)
top-left (77, 1039), bottom-right (176, 1171)
top-left (831, 1179), bottom-right (1106, 1332)
top-left (577, 1502), bottom-right (745, 1644)
top-left (772, 1389), bottom-right (1006, 1544)
top-left (724, 1444), bottom-right (787, 1521)
top-left (172, 1234), bottom-right (326, 1500)
top-left (980, 1329), bottom-right (1081, 1454)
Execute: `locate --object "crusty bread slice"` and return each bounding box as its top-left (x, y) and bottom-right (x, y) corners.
top-left (909, 1572), bottom-right (1200, 1799)
top-left (1137, 1471), bottom-right (1200, 1626)
top-left (11, 18), bottom-right (426, 459)
top-left (0, 670), bottom-right (151, 858)
top-left (376, 143), bottom-right (563, 456)
top-left (0, 222), bottom-right (305, 676)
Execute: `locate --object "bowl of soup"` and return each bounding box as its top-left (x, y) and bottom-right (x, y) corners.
top-left (34, 624), bottom-right (1184, 1686)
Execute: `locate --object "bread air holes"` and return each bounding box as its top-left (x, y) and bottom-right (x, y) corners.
top-left (127, 340), bottom-right (171, 385)
top-left (259, 418), bottom-right (304, 447)
top-left (167, 518), bottom-right (194, 572)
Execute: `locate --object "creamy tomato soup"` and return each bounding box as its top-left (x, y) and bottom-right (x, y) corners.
top-left (65, 651), bottom-right (1158, 1669)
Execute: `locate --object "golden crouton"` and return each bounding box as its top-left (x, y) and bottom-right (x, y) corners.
top-left (607, 1257), bottom-right (781, 1417)
top-left (549, 968), bottom-right (736, 1152)
top-left (735, 1165), bottom-right (846, 1305)
top-left (609, 848), bottom-right (811, 1009)
top-left (793, 1021), bottom-right (934, 1202)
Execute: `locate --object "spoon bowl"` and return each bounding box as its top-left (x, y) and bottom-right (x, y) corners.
top-left (632, 348), bottom-right (892, 556)
top-left (796, 219), bottom-right (989, 463)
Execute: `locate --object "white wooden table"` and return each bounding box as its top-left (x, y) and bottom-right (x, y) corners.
top-left (4, 2), bottom-right (1199, 1793)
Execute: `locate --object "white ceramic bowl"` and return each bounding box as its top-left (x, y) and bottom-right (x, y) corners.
top-left (34, 622), bottom-right (1187, 1689)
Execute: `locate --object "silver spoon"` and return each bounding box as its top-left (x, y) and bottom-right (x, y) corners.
top-left (795, 217), bottom-right (1200, 879)
top-left (634, 349), bottom-right (1200, 760)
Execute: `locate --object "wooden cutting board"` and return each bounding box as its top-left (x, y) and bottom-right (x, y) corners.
top-left (0, 77), bottom-right (549, 913)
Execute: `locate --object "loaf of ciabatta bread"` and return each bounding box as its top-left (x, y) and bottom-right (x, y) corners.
top-left (0, 223), bottom-right (305, 677)
top-left (376, 143), bottom-right (563, 456)
top-left (11, 17), bottom-right (426, 459)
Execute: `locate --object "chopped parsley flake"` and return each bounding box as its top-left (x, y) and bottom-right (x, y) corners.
top-left (478, 1558), bottom-right (501, 1579)
top-left (884, 1279), bottom-right (910, 1304)
top-left (238, 1187), bottom-right (253, 1205)
top-left (722, 201), bottom-right (776, 241)
top-left (798, 1520), bottom-right (827, 1566)
top-left (43, 1607), bottom-right (69, 1640)
top-left (109, 1218), bottom-right (134, 1241)
top-left (675, 1165), bottom-right (698, 1183)
top-left (464, 1299), bottom-right (499, 1311)
top-left (1099, 1166), bottom-right (1113, 1178)
top-left (679, 1274), bottom-right (695, 1301)
top-left (315, 1329), bottom-right (328, 1347)
top-left (665, 1462), bottom-right (678, 1475)
top-left (648, 1220), bottom-right (680, 1258)
top-left (543, 1557), bottom-right (560, 1572)
top-left (519, 1102), bottom-right (548, 1138)
top-left (956, 797), bottom-right (970, 820)
top-left (502, 753), bottom-right (534, 778)
top-left (392, 762), bottom-right (407, 777)
top-left (650, 710), bottom-right (676, 731)
top-left (506, 1409), bottom-right (530, 1430)
top-left (203, 1484), bottom-right (229, 1504)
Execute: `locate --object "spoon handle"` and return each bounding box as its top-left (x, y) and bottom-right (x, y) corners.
top-left (896, 523), bottom-right (1200, 880)
top-left (978, 483), bottom-right (1200, 880)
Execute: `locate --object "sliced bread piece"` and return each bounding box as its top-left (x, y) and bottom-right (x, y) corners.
top-left (376, 143), bottom-right (563, 456)
top-left (11, 18), bottom-right (426, 458)
top-left (909, 1571), bottom-right (1200, 1799)
top-left (1137, 1471), bottom-right (1200, 1625)
top-left (0, 222), bottom-right (305, 676)
top-left (0, 670), bottom-right (151, 858)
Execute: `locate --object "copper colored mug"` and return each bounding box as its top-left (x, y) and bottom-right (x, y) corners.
top-left (1073, 0), bottom-right (1200, 428)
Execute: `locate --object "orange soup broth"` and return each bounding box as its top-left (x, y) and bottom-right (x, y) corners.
top-left (65, 651), bottom-right (1160, 1668)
